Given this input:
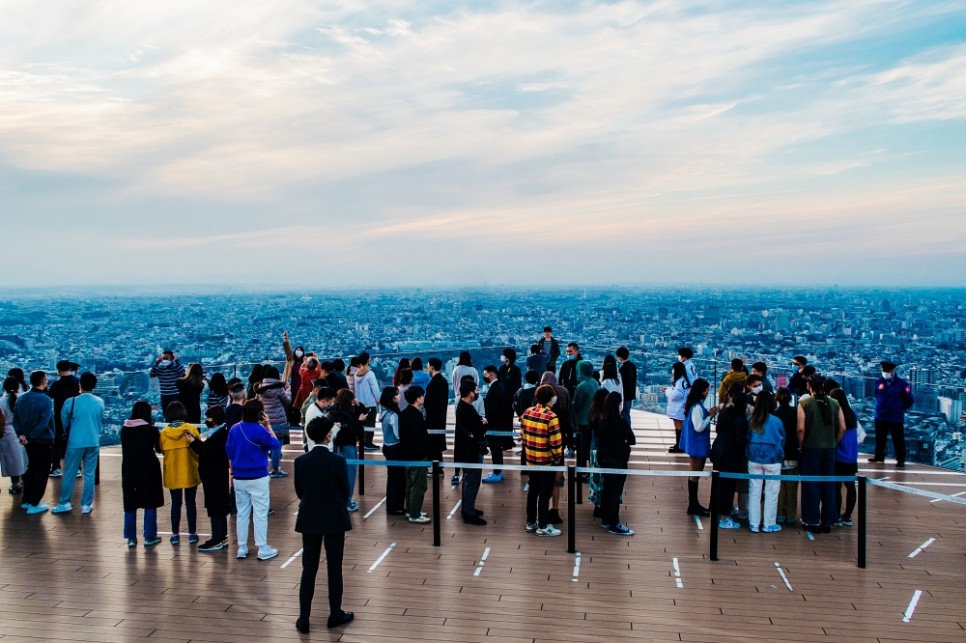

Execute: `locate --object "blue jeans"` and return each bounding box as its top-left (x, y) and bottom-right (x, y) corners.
top-left (621, 401), bottom-right (632, 427)
top-left (59, 446), bottom-right (98, 507)
top-left (170, 486), bottom-right (198, 535)
top-left (337, 445), bottom-right (357, 501)
top-left (124, 508), bottom-right (158, 540)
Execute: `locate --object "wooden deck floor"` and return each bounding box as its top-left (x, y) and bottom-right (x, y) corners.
top-left (0, 410), bottom-right (963, 642)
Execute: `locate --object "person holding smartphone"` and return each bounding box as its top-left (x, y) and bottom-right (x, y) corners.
top-left (225, 399), bottom-right (280, 560)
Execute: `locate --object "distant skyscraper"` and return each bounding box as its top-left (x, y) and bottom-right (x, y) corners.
top-left (705, 305), bottom-right (721, 325)
top-left (909, 367), bottom-right (935, 390)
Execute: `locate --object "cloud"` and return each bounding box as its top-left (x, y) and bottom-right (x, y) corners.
top-left (0, 1), bottom-right (964, 287)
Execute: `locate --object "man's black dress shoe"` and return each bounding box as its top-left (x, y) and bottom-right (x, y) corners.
top-left (295, 617), bottom-right (309, 634)
top-left (327, 611), bottom-right (354, 628)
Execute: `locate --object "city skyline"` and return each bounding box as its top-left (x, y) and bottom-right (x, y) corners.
top-left (2, 1), bottom-right (965, 287)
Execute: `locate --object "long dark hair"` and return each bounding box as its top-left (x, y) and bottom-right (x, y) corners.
top-left (129, 400), bottom-right (153, 424)
top-left (603, 391), bottom-right (624, 423)
top-left (601, 355), bottom-right (619, 384)
top-left (333, 388), bottom-right (355, 411)
top-left (807, 375), bottom-right (833, 425)
top-left (749, 390), bottom-right (775, 432)
top-left (379, 386), bottom-right (401, 414)
top-left (458, 351), bottom-right (473, 367)
top-left (208, 373), bottom-right (229, 397)
top-left (828, 388), bottom-right (857, 429)
top-left (587, 388), bottom-right (609, 427)
top-left (181, 363), bottom-right (205, 388)
top-left (671, 361), bottom-right (687, 387)
top-left (685, 378), bottom-right (710, 411)
top-left (393, 358), bottom-right (411, 387)
top-left (2, 376), bottom-right (19, 410)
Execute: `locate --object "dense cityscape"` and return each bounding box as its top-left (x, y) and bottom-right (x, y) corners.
top-left (1, 286), bottom-right (963, 471)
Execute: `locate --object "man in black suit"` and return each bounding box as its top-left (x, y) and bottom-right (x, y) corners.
top-left (424, 358), bottom-right (450, 480)
top-left (294, 416), bottom-right (353, 633)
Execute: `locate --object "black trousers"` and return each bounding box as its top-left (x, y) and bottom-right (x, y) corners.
top-left (24, 443), bottom-right (52, 506)
top-left (526, 469), bottom-right (556, 527)
top-left (874, 419), bottom-right (906, 464)
top-left (382, 444), bottom-right (406, 513)
top-left (599, 455), bottom-right (627, 527)
top-left (300, 532), bottom-right (345, 620)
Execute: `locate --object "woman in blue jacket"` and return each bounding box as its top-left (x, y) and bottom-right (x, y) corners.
top-left (745, 391), bottom-right (785, 533)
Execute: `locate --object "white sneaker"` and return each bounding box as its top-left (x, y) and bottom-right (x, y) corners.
top-left (51, 502), bottom-right (72, 514)
top-left (535, 525), bottom-right (561, 537)
top-left (81, 505), bottom-right (93, 514)
top-left (26, 504), bottom-right (49, 515)
top-left (236, 546), bottom-right (249, 559)
top-left (257, 546), bottom-right (278, 561)
top-left (408, 514), bottom-right (431, 524)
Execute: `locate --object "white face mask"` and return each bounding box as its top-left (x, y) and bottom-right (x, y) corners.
top-left (751, 385), bottom-right (763, 395)
top-left (882, 371), bottom-right (893, 380)
top-left (500, 356), bottom-right (507, 363)
top-left (160, 360), bottom-right (171, 367)
top-left (295, 350), bottom-right (304, 358)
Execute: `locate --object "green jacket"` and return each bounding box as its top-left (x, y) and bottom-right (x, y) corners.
top-left (572, 360), bottom-right (599, 426)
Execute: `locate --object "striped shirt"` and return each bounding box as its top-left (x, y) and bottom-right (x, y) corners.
top-left (150, 360), bottom-right (186, 396)
top-left (521, 404), bottom-right (562, 466)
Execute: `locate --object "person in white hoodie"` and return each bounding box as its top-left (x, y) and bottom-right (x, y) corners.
top-left (664, 362), bottom-right (690, 453)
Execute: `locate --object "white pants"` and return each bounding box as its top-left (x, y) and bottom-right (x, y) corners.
top-left (748, 461), bottom-right (781, 528)
top-left (234, 476), bottom-right (270, 548)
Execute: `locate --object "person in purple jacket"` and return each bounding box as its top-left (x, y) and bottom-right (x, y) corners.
top-left (226, 399), bottom-right (280, 561)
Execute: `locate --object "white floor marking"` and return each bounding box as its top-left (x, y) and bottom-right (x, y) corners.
top-left (908, 538), bottom-right (936, 558)
top-left (902, 590), bottom-right (923, 623)
top-left (363, 497), bottom-right (387, 520)
top-left (774, 562), bottom-right (793, 592)
top-left (572, 552), bottom-right (582, 582)
top-left (447, 499), bottom-right (463, 520)
top-left (474, 547), bottom-right (491, 577)
top-left (672, 557), bottom-right (683, 588)
top-left (368, 543), bottom-right (396, 573)
top-left (280, 548), bottom-right (303, 569)
top-left (931, 491), bottom-right (966, 503)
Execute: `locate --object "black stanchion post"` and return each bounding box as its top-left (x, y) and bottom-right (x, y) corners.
top-left (857, 476), bottom-right (867, 569)
top-left (575, 433), bottom-right (583, 505)
top-left (567, 464), bottom-right (576, 554)
top-left (95, 452), bottom-right (100, 485)
top-left (709, 470), bottom-right (719, 562)
top-left (432, 460), bottom-right (441, 547)
top-left (357, 439), bottom-right (365, 497)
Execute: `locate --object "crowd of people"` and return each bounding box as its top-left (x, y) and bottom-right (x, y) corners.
top-left (0, 328), bottom-right (916, 631)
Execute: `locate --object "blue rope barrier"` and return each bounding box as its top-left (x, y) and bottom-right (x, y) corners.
top-left (718, 472), bottom-right (857, 482)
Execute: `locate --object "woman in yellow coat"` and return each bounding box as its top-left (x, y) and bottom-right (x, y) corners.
top-left (159, 401), bottom-right (201, 545)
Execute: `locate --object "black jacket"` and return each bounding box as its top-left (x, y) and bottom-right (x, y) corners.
top-left (189, 426), bottom-right (231, 517)
top-left (498, 363), bottom-right (522, 400)
top-left (328, 406), bottom-right (364, 448)
top-left (424, 373), bottom-right (449, 455)
top-left (398, 405), bottom-right (430, 461)
top-left (484, 380), bottom-right (514, 450)
top-left (294, 446), bottom-right (352, 535)
top-left (619, 360), bottom-right (638, 401)
top-left (597, 417), bottom-right (636, 464)
top-left (120, 423), bottom-right (164, 511)
top-left (454, 400), bottom-right (487, 464)
top-left (558, 356), bottom-right (581, 395)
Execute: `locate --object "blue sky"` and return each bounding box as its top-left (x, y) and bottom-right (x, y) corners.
top-left (1, 1), bottom-right (964, 287)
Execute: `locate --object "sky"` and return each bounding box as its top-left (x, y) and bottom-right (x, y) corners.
top-left (1, 0), bottom-right (965, 289)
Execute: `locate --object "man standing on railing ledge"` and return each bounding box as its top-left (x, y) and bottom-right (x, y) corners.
top-left (150, 350), bottom-right (185, 415)
top-left (869, 361), bottom-right (914, 468)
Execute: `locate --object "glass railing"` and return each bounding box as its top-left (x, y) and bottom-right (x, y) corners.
top-left (21, 348), bottom-right (966, 473)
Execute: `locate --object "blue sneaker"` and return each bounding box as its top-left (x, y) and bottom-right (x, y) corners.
top-left (718, 517), bottom-right (741, 530)
top-left (347, 501), bottom-right (359, 512)
top-left (170, 534), bottom-right (180, 545)
top-left (762, 524), bottom-right (783, 533)
top-left (482, 472), bottom-right (503, 484)
top-left (188, 533), bottom-right (199, 544)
